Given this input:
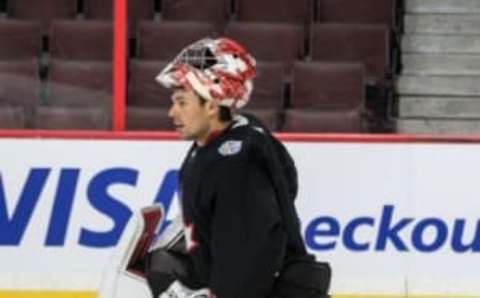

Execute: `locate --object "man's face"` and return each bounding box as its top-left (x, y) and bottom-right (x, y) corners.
top-left (168, 89), bottom-right (212, 142)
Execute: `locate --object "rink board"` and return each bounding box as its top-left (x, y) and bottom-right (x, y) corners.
top-left (0, 137), bottom-right (479, 297)
top-left (0, 294), bottom-right (478, 298)
top-left (0, 291), bottom-right (96, 298)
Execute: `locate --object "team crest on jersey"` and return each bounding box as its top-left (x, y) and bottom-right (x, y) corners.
top-left (218, 140), bottom-right (242, 156)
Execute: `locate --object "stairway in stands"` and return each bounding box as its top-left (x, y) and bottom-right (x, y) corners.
top-left (396, 0), bottom-right (480, 134)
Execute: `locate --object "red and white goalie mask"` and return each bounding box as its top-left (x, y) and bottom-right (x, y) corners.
top-left (156, 37), bottom-right (257, 110)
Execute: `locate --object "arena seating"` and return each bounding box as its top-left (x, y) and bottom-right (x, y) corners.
top-left (126, 107), bottom-right (172, 131)
top-left (236, 0), bottom-right (313, 25)
top-left (291, 62), bottom-right (365, 110)
top-left (311, 23), bottom-right (390, 85)
top-left (33, 106), bottom-right (110, 130)
top-left (161, 0), bottom-right (229, 30)
top-left (83, 0), bottom-right (153, 33)
top-left (316, 0), bottom-right (394, 25)
top-left (0, 0), bottom-right (399, 133)
top-left (0, 106), bottom-right (26, 128)
top-left (46, 59), bottom-right (112, 107)
top-left (225, 22), bottom-right (305, 72)
top-left (286, 62), bottom-right (367, 132)
top-left (137, 21), bottom-right (217, 60)
top-left (0, 20), bottom-right (41, 59)
top-left (248, 62), bottom-right (286, 110)
top-left (50, 20), bottom-right (113, 60)
top-left (7, 0), bottom-right (76, 32)
top-left (241, 62), bottom-right (286, 132)
top-left (283, 109), bottom-right (366, 132)
top-left (0, 59), bottom-right (39, 119)
top-left (128, 60), bottom-right (170, 107)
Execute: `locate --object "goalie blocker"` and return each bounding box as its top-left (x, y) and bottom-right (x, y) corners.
top-left (146, 226), bottom-right (331, 298)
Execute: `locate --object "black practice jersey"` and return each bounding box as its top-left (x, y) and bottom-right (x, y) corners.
top-left (179, 115), bottom-right (306, 298)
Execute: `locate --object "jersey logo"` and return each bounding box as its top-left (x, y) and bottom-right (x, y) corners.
top-left (218, 140), bottom-right (242, 156)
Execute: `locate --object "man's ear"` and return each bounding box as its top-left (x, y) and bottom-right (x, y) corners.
top-left (206, 100), bottom-right (220, 118)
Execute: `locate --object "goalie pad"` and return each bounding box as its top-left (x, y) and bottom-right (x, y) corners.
top-left (159, 280), bottom-right (211, 298)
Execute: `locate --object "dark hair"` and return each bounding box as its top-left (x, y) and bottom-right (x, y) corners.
top-left (219, 106), bottom-right (233, 122)
top-left (197, 94), bottom-right (233, 123)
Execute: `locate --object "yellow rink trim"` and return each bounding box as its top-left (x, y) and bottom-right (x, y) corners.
top-left (0, 291), bottom-right (97, 298)
top-left (333, 295), bottom-right (480, 298)
top-left (1, 292), bottom-right (478, 298)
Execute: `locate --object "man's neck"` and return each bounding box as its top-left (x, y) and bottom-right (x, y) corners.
top-left (196, 120), bottom-right (232, 147)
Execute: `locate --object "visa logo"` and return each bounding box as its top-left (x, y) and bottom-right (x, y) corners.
top-left (0, 168), bottom-right (179, 248)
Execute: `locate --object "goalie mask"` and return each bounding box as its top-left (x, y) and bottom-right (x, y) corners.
top-left (156, 37), bottom-right (256, 110)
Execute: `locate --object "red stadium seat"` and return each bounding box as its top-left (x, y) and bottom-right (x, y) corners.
top-left (126, 107), bottom-right (173, 131)
top-left (0, 106), bottom-right (26, 128)
top-left (33, 106), bottom-right (110, 130)
top-left (236, 0), bottom-right (313, 25)
top-left (0, 59), bottom-right (39, 116)
top-left (286, 62), bottom-right (367, 133)
top-left (50, 20), bottom-right (113, 60)
top-left (317, 0), bottom-right (394, 26)
top-left (0, 20), bottom-right (41, 60)
top-left (128, 60), bottom-right (170, 107)
top-left (311, 23), bottom-right (390, 84)
top-left (84, 0), bottom-right (154, 33)
top-left (282, 109), bottom-right (366, 133)
top-left (47, 59), bottom-right (112, 107)
top-left (137, 21), bottom-right (217, 61)
top-left (225, 22), bottom-right (305, 72)
top-left (248, 62), bottom-right (286, 109)
top-left (7, 0), bottom-right (77, 32)
top-left (162, 0), bottom-right (229, 31)
top-left (291, 62), bottom-right (365, 110)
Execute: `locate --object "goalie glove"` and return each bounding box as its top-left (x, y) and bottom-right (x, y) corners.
top-left (159, 280), bottom-right (213, 298)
